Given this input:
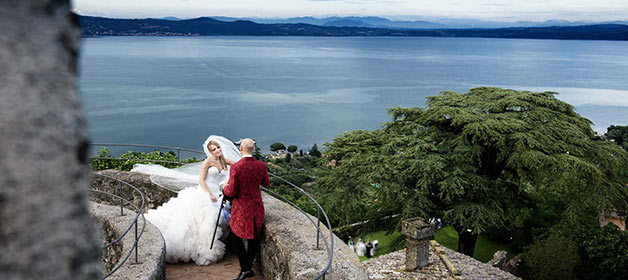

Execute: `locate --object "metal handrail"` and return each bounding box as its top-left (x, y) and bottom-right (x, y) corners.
top-left (90, 143), bottom-right (334, 280)
top-left (91, 143), bottom-right (202, 161)
top-left (90, 173), bottom-right (146, 279)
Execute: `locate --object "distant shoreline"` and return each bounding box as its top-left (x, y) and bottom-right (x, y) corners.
top-left (79, 15), bottom-right (628, 41)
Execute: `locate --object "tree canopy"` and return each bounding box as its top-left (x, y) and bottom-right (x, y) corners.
top-left (270, 142), bottom-right (287, 152)
top-left (606, 125), bottom-right (628, 148)
top-left (309, 144), bottom-right (322, 157)
top-left (288, 145), bottom-right (298, 153)
top-left (317, 87), bottom-right (628, 256)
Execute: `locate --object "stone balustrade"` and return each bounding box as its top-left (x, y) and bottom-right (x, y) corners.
top-left (89, 202), bottom-right (166, 280)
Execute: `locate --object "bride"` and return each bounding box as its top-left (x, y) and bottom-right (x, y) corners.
top-left (131, 135), bottom-right (241, 265)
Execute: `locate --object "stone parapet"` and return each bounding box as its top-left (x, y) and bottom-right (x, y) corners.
top-left (91, 170), bottom-right (178, 211)
top-left (364, 241), bottom-right (520, 280)
top-left (261, 193), bottom-right (369, 279)
top-left (89, 202), bottom-right (166, 280)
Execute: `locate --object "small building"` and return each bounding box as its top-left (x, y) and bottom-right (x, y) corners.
top-left (600, 210), bottom-right (626, 231)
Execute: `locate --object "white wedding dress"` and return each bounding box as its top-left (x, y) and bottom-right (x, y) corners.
top-left (131, 135), bottom-right (241, 265)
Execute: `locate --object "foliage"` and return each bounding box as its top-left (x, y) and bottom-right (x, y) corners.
top-left (253, 143), bottom-right (263, 160)
top-left (524, 232), bottom-right (580, 280)
top-left (265, 160), bottom-right (318, 217)
top-left (316, 87), bottom-right (628, 257)
top-left (299, 149), bottom-right (304, 156)
top-left (434, 226), bottom-right (511, 263)
top-left (270, 142), bottom-right (287, 152)
top-left (287, 145), bottom-right (298, 153)
top-left (289, 158), bottom-right (303, 169)
top-left (606, 125), bottom-right (628, 148)
top-left (567, 223), bottom-right (628, 280)
top-left (309, 143), bottom-right (322, 157)
top-left (285, 153), bottom-right (292, 163)
top-left (90, 148), bottom-right (117, 170)
top-left (90, 147), bottom-right (199, 171)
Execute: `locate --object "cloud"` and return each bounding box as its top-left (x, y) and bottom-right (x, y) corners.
top-left (509, 86), bottom-right (628, 107)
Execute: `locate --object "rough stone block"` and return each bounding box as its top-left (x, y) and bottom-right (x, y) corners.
top-left (401, 217), bottom-right (435, 240)
top-left (405, 239), bottom-right (430, 271)
top-left (401, 217), bottom-right (434, 271)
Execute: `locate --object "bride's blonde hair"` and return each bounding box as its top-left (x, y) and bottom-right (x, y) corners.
top-left (207, 140), bottom-right (228, 170)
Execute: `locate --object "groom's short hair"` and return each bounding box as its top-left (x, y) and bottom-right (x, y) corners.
top-left (241, 138), bottom-right (255, 154)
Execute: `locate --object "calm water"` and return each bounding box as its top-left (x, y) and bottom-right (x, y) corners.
top-left (79, 36), bottom-right (628, 153)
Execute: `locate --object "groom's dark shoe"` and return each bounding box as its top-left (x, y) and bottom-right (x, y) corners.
top-left (234, 270), bottom-right (255, 280)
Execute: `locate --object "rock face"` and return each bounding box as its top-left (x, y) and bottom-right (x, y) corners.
top-left (502, 253), bottom-right (527, 278)
top-left (489, 250), bottom-right (509, 268)
top-left (0, 1), bottom-right (102, 279)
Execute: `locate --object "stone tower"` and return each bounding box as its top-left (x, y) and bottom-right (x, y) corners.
top-left (0, 0), bottom-right (102, 279)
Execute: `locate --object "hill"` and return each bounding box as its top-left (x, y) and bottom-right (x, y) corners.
top-left (79, 15), bottom-right (628, 40)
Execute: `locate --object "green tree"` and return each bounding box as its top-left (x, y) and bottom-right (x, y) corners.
top-left (270, 142), bottom-right (286, 152)
top-left (606, 125), bottom-right (628, 148)
top-left (288, 145), bottom-right (298, 153)
top-left (317, 87), bottom-right (628, 256)
top-left (299, 149), bottom-right (304, 157)
top-left (285, 153), bottom-right (292, 163)
top-left (309, 144), bottom-right (322, 157)
top-left (575, 223), bottom-right (628, 280)
top-left (253, 143), bottom-right (262, 160)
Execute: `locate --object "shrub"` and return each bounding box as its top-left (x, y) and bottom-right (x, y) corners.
top-left (574, 223), bottom-right (628, 280)
top-left (90, 148), bottom-right (198, 171)
top-left (525, 232), bottom-right (580, 280)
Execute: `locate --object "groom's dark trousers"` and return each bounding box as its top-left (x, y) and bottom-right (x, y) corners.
top-left (227, 219), bottom-right (261, 272)
top-left (223, 156), bottom-right (270, 273)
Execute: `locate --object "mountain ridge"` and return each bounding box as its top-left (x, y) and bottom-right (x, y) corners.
top-left (79, 15), bottom-right (628, 40)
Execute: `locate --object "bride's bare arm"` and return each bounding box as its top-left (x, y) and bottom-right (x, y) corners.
top-left (199, 158), bottom-right (217, 202)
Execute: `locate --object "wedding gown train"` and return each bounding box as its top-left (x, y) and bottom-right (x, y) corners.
top-left (136, 164), bottom-right (229, 265)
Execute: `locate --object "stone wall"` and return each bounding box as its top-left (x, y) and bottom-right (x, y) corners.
top-left (0, 1), bottom-right (102, 279)
top-left (261, 193), bottom-right (369, 280)
top-left (90, 202), bottom-right (166, 280)
top-left (91, 170), bottom-right (178, 211)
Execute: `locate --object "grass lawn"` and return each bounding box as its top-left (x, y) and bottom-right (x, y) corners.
top-left (347, 230), bottom-right (405, 261)
top-left (434, 226), bottom-right (510, 263)
top-left (353, 226), bottom-right (510, 263)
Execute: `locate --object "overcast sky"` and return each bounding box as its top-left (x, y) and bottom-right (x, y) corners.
top-left (72, 0), bottom-right (628, 21)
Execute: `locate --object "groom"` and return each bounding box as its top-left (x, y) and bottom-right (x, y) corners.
top-left (223, 138), bottom-right (270, 280)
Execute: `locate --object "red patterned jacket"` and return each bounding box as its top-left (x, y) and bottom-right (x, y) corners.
top-left (223, 156), bottom-right (270, 239)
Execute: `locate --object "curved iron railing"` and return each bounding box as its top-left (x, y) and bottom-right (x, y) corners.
top-left (90, 143), bottom-right (334, 280)
top-left (90, 173), bottom-right (146, 279)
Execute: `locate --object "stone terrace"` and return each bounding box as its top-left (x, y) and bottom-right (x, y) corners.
top-left (363, 241), bottom-right (519, 280)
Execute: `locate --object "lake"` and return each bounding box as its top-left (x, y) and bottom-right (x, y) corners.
top-left (79, 36), bottom-right (628, 154)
